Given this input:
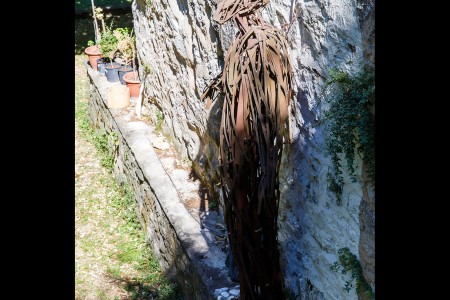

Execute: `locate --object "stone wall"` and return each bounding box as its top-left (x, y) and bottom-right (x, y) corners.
top-left (130, 0), bottom-right (375, 299)
top-left (87, 66), bottom-right (235, 299)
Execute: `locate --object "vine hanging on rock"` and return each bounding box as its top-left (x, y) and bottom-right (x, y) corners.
top-left (319, 66), bottom-right (375, 200)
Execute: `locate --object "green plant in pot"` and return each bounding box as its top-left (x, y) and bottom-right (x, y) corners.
top-left (93, 7), bottom-right (107, 75)
top-left (87, 40), bottom-right (106, 76)
top-left (99, 23), bottom-right (121, 82)
top-left (115, 27), bottom-right (134, 85)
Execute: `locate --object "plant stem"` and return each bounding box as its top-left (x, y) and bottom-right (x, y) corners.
top-left (90, 0), bottom-right (100, 43)
top-left (130, 29), bottom-right (137, 81)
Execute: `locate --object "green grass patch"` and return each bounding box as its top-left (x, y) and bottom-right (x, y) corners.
top-left (155, 107), bottom-right (164, 133)
top-left (75, 52), bottom-right (182, 299)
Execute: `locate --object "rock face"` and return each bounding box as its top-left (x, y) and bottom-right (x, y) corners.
top-left (131, 0), bottom-right (375, 299)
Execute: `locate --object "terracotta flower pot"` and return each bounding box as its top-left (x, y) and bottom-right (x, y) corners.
top-left (84, 45), bottom-right (102, 71)
top-left (123, 71), bottom-right (141, 98)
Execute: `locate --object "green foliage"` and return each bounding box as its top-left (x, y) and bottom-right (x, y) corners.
top-left (90, 130), bottom-right (118, 171)
top-left (75, 99), bottom-right (181, 299)
top-left (75, 102), bottom-right (91, 136)
top-left (99, 24), bottom-right (136, 67)
top-left (74, 80), bottom-right (107, 159)
top-left (74, 81), bottom-right (116, 170)
top-left (107, 184), bottom-right (182, 300)
top-left (75, 99), bottom-right (180, 299)
top-left (87, 40), bottom-right (95, 47)
top-left (142, 63), bottom-right (153, 76)
top-left (327, 171), bottom-right (343, 205)
top-left (111, 183), bottom-right (141, 232)
top-left (99, 22), bottom-right (119, 63)
top-left (75, 6), bottom-right (134, 55)
top-left (115, 27), bottom-right (135, 66)
top-left (320, 66), bottom-right (375, 201)
top-left (113, 27), bottom-right (129, 37)
top-left (155, 108), bottom-right (164, 132)
top-left (208, 198), bottom-right (217, 210)
top-left (330, 247), bottom-right (374, 298)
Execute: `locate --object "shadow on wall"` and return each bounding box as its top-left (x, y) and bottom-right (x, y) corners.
top-left (190, 92), bottom-right (226, 237)
top-left (191, 93), bottom-right (223, 205)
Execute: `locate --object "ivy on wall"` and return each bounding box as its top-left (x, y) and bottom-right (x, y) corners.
top-left (318, 66), bottom-right (375, 202)
top-left (330, 247), bottom-right (374, 298)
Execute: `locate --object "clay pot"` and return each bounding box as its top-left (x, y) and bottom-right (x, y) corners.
top-left (123, 71), bottom-right (141, 98)
top-left (84, 45), bottom-right (102, 71)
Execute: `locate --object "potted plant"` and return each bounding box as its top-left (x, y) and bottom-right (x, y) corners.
top-left (84, 0), bottom-right (102, 71)
top-left (115, 28), bottom-right (134, 84)
top-left (99, 23), bottom-right (121, 82)
top-left (85, 40), bottom-right (102, 71)
top-left (94, 7), bottom-right (106, 75)
top-left (123, 71), bottom-right (141, 97)
top-left (123, 38), bottom-right (141, 98)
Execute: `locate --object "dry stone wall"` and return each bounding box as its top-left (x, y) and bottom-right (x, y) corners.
top-left (87, 67), bottom-right (236, 299)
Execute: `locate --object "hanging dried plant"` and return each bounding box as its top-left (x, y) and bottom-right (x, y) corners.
top-left (202, 0), bottom-right (293, 298)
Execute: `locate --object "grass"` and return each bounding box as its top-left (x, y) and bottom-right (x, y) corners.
top-left (75, 13), bottom-right (183, 299)
top-left (75, 0), bottom-right (132, 13)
